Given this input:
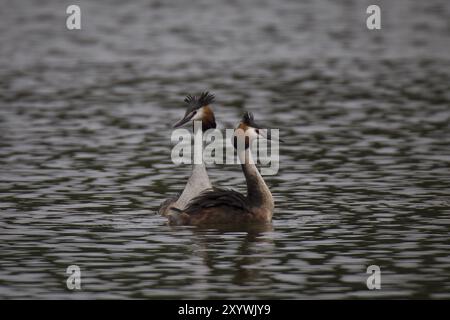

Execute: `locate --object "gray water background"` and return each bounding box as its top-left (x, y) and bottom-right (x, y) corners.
top-left (0, 0), bottom-right (449, 299)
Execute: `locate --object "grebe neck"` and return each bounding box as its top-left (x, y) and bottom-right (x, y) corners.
top-left (238, 148), bottom-right (274, 211)
top-left (174, 121), bottom-right (211, 210)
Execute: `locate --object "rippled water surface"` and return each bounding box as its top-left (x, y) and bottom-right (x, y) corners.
top-left (1, 0), bottom-right (450, 299)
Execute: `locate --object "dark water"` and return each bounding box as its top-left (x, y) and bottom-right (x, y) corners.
top-left (1, 0), bottom-right (450, 299)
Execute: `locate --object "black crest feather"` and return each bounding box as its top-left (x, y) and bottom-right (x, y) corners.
top-left (242, 111), bottom-right (262, 129)
top-left (184, 91), bottom-right (215, 110)
top-left (184, 94), bottom-right (195, 104)
top-left (242, 112), bottom-right (254, 125)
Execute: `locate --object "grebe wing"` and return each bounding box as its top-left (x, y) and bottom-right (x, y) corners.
top-left (183, 188), bottom-right (250, 214)
top-left (157, 193), bottom-right (180, 216)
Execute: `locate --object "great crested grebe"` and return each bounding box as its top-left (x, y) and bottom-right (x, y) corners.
top-left (168, 112), bottom-right (276, 226)
top-left (158, 92), bottom-right (217, 216)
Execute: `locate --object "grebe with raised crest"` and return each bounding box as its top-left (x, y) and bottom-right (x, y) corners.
top-left (158, 92), bottom-right (217, 216)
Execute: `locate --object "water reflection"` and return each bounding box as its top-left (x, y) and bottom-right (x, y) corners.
top-left (188, 224), bottom-right (275, 286)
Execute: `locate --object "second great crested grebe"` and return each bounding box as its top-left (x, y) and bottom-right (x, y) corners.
top-left (168, 112), bottom-right (276, 226)
top-left (158, 92), bottom-right (217, 216)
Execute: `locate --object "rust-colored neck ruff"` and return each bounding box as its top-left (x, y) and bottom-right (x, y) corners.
top-left (201, 106), bottom-right (216, 131)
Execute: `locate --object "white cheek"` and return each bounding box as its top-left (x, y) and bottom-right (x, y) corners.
top-left (247, 128), bottom-right (259, 141)
top-left (192, 108), bottom-right (204, 121)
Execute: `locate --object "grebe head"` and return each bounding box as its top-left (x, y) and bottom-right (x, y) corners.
top-left (233, 111), bottom-right (269, 150)
top-left (173, 91), bottom-right (216, 130)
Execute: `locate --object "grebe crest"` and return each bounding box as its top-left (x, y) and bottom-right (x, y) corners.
top-left (173, 91), bottom-right (216, 131)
